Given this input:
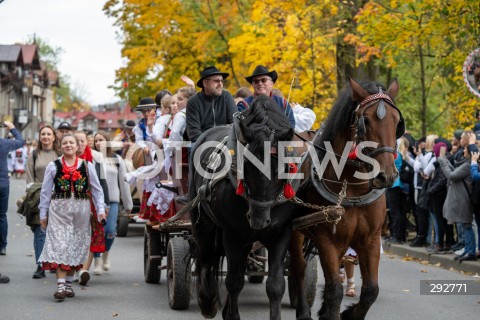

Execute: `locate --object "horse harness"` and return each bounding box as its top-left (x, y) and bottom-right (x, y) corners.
top-left (290, 90), bottom-right (404, 232)
top-left (349, 88), bottom-right (405, 165)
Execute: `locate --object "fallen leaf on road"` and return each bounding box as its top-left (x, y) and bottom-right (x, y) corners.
top-left (403, 257), bottom-right (413, 261)
top-left (420, 260), bottom-right (429, 265)
top-left (402, 289), bottom-right (410, 292)
top-left (112, 313), bottom-right (119, 317)
top-left (433, 263), bottom-right (441, 267)
top-left (472, 273), bottom-right (479, 278)
top-left (132, 283), bottom-right (139, 286)
top-left (420, 269), bottom-right (428, 273)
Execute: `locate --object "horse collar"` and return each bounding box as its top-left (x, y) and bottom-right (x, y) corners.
top-left (311, 166), bottom-right (385, 207)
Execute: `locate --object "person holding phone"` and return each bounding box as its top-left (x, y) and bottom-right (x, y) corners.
top-left (437, 139), bottom-right (477, 262)
top-left (426, 142), bottom-right (453, 254)
top-left (0, 121), bottom-right (24, 256)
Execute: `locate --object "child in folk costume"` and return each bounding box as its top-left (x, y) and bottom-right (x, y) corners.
top-left (339, 247), bottom-right (358, 297)
top-left (74, 130), bottom-right (110, 285)
top-left (38, 134), bottom-right (106, 301)
top-left (153, 94), bottom-right (177, 148)
top-left (13, 144), bottom-right (28, 178)
top-left (7, 150), bottom-right (14, 176)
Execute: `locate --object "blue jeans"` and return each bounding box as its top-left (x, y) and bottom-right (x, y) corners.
top-left (474, 212), bottom-right (480, 250)
top-left (458, 223), bottom-right (476, 256)
top-left (0, 185), bottom-right (9, 250)
top-left (456, 223), bottom-right (465, 244)
top-left (33, 225), bottom-right (46, 265)
top-left (94, 202), bottom-right (118, 257)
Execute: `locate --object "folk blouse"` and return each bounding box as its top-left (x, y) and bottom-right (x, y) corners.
top-left (39, 158), bottom-right (106, 220)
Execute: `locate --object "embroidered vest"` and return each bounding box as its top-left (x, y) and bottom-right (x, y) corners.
top-left (51, 159), bottom-right (90, 200)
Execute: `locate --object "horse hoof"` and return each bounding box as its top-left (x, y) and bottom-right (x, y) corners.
top-left (201, 311), bottom-right (217, 319)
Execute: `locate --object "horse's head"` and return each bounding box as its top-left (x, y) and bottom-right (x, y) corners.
top-left (349, 77), bottom-right (403, 188)
top-left (236, 95), bottom-right (294, 230)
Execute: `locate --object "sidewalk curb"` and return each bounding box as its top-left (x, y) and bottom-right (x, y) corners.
top-left (382, 240), bottom-right (480, 275)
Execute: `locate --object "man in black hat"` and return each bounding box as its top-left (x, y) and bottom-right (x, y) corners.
top-left (56, 121), bottom-right (72, 141)
top-left (186, 66), bottom-right (237, 143)
top-left (132, 97), bottom-right (160, 154)
top-left (238, 65), bottom-right (295, 128)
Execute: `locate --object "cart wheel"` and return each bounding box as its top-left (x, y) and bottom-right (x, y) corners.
top-left (117, 212), bottom-right (129, 237)
top-left (288, 257), bottom-right (318, 308)
top-left (167, 237), bottom-right (191, 310)
top-left (247, 247), bottom-right (267, 283)
top-left (144, 226), bottom-right (162, 283)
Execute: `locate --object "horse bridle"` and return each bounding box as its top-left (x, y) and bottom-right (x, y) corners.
top-left (232, 113), bottom-right (296, 209)
top-left (349, 88), bottom-right (405, 165)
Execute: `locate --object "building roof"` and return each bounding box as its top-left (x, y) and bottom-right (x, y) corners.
top-left (0, 44), bottom-right (22, 63)
top-left (21, 44), bottom-right (41, 69)
top-left (54, 109), bottom-right (140, 130)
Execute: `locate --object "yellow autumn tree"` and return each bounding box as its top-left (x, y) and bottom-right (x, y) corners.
top-left (104, 0), bottom-right (254, 105)
top-left (228, 0), bottom-right (340, 127)
top-left (349, 0), bottom-right (480, 137)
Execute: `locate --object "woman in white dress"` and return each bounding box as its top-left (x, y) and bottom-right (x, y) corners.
top-left (38, 134), bottom-right (106, 301)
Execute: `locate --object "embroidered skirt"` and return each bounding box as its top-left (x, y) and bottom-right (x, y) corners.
top-left (39, 197), bottom-right (91, 271)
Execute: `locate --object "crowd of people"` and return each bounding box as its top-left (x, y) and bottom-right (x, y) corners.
top-left (0, 65), bottom-right (316, 299)
top-left (2, 64), bottom-right (479, 302)
top-left (384, 115), bottom-right (480, 263)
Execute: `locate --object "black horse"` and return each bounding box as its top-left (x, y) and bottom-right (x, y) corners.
top-left (190, 95), bottom-right (309, 320)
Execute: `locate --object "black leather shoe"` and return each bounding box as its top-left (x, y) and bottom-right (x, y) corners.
top-left (409, 238), bottom-right (427, 247)
top-left (387, 238), bottom-right (404, 245)
top-left (0, 248), bottom-right (6, 255)
top-left (33, 266), bottom-right (46, 279)
top-left (456, 255), bottom-right (477, 263)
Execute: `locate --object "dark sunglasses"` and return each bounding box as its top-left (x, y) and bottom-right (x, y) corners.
top-left (252, 77), bottom-right (271, 85)
top-left (207, 78), bottom-right (224, 84)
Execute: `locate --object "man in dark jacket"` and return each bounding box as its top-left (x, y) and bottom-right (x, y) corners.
top-left (186, 66), bottom-right (237, 143)
top-left (0, 121), bottom-right (25, 255)
top-left (238, 65), bottom-right (296, 128)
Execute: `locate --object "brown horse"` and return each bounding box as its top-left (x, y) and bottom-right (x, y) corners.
top-left (289, 77), bottom-right (403, 320)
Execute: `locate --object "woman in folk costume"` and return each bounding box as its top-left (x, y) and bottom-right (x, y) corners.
top-left (92, 131), bottom-right (133, 274)
top-left (38, 134), bottom-right (106, 301)
top-left (74, 130), bottom-right (110, 285)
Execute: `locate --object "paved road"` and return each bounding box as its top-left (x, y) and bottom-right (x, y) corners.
top-left (0, 178), bottom-right (479, 319)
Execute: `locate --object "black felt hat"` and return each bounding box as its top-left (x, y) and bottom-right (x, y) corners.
top-left (196, 66), bottom-right (229, 88)
top-left (245, 65), bottom-right (278, 84)
top-left (133, 97), bottom-right (159, 112)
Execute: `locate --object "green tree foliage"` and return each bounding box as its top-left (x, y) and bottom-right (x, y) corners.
top-left (105, 0), bottom-right (480, 136)
top-left (349, 0), bottom-right (480, 137)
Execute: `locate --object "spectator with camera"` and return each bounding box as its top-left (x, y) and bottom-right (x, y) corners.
top-left (0, 121), bottom-right (25, 256)
top-left (437, 132), bottom-right (477, 262)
